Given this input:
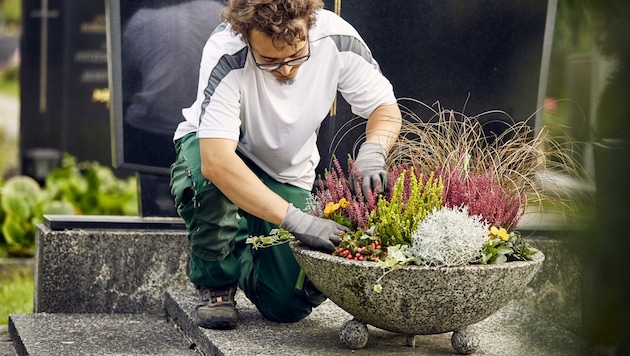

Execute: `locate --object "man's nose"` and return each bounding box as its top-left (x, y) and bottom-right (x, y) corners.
top-left (277, 64), bottom-right (291, 76)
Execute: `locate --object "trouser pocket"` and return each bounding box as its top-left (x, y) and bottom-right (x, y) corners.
top-left (170, 133), bottom-right (196, 210)
top-left (189, 184), bottom-right (240, 261)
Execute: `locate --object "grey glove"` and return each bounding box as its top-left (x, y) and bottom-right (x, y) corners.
top-left (349, 142), bottom-right (389, 198)
top-left (280, 204), bottom-right (349, 252)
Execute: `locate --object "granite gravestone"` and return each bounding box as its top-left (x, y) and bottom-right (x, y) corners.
top-left (20, 0), bottom-right (112, 183)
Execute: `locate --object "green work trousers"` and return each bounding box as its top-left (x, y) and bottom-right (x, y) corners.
top-left (169, 132), bottom-right (324, 322)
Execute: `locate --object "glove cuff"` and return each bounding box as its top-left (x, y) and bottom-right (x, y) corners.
top-left (358, 141), bottom-right (388, 158)
top-left (279, 203), bottom-right (304, 231)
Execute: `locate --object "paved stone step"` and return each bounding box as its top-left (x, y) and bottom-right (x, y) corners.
top-left (1, 325), bottom-right (17, 356)
top-left (8, 313), bottom-right (200, 355)
top-left (165, 287), bottom-right (600, 356)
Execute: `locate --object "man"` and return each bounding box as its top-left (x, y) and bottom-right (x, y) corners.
top-left (170, 0), bottom-right (401, 330)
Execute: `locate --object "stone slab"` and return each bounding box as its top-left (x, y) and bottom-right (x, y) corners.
top-left (8, 313), bottom-right (199, 356)
top-left (35, 222), bottom-right (189, 314)
top-left (165, 286), bottom-right (605, 356)
top-left (1, 325), bottom-right (17, 356)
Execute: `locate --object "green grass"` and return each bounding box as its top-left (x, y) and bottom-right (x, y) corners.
top-left (0, 271), bottom-right (34, 325)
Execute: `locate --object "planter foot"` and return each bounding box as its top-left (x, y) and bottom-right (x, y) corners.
top-left (339, 318), bottom-right (369, 350)
top-left (405, 334), bottom-right (417, 347)
top-left (451, 327), bottom-right (480, 354)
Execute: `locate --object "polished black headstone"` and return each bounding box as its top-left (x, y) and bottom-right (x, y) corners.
top-left (20, 0), bottom-right (113, 183)
top-left (107, 0), bottom-right (226, 217)
top-left (317, 0), bottom-right (554, 173)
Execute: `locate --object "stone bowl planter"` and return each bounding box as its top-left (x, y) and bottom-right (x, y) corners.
top-left (290, 242), bottom-right (545, 353)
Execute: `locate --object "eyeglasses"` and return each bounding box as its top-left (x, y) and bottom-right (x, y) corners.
top-left (251, 43), bottom-right (311, 71)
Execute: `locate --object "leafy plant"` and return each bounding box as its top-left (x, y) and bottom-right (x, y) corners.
top-left (334, 227), bottom-right (385, 262)
top-left (0, 154), bottom-right (138, 257)
top-left (0, 176), bottom-right (49, 256)
top-left (246, 228), bottom-right (295, 249)
top-left (43, 155), bottom-right (138, 216)
top-left (480, 227), bottom-right (535, 265)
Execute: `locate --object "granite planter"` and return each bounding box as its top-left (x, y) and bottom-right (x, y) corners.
top-left (290, 242), bottom-right (545, 353)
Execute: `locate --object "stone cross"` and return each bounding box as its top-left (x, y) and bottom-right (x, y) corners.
top-left (30, 0), bottom-right (59, 113)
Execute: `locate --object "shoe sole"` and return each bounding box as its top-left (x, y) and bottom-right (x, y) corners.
top-left (197, 316), bottom-right (237, 330)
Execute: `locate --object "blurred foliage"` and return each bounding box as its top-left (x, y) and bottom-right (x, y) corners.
top-left (546, 0), bottom-right (594, 100)
top-left (0, 0), bottom-right (21, 25)
top-left (585, 0), bottom-right (630, 140)
top-left (584, 0), bottom-right (630, 61)
top-left (0, 66), bottom-right (19, 96)
top-left (0, 128), bottom-right (18, 179)
top-left (0, 155), bottom-right (138, 257)
top-left (545, 0), bottom-right (630, 140)
top-left (554, 0), bottom-right (594, 54)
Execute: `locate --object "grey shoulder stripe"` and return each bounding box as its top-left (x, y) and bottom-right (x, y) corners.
top-left (199, 47), bottom-right (248, 125)
top-left (329, 34), bottom-right (374, 64)
top-left (210, 22), bottom-right (228, 37)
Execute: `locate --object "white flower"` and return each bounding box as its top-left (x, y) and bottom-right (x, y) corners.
top-left (410, 206), bottom-right (489, 267)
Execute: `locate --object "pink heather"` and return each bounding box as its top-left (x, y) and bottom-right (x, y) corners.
top-left (439, 168), bottom-right (524, 229)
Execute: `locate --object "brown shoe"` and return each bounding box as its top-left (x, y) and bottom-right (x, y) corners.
top-left (196, 285), bottom-right (238, 329)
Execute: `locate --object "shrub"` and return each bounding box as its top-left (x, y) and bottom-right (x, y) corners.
top-left (410, 206), bottom-right (488, 267)
top-left (0, 155), bottom-right (138, 257)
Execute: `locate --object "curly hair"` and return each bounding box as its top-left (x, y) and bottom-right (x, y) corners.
top-left (222, 0), bottom-right (324, 49)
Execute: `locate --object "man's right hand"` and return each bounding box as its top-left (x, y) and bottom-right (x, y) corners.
top-left (280, 204), bottom-right (349, 252)
top-left (349, 142), bottom-right (389, 198)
